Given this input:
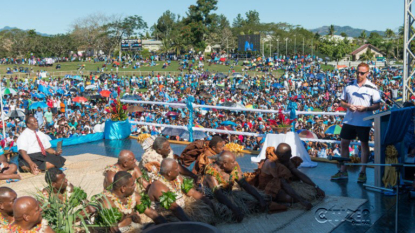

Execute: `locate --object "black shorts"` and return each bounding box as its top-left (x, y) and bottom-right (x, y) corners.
top-left (340, 124), bottom-right (371, 142)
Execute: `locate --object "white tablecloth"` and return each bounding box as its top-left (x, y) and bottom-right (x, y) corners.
top-left (251, 132), bottom-right (318, 168)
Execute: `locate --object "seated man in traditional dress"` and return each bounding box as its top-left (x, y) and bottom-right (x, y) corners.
top-left (17, 116), bottom-right (66, 175)
top-left (203, 151), bottom-right (266, 222)
top-left (147, 158), bottom-right (215, 223)
top-left (179, 135), bottom-right (225, 175)
top-left (97, 171), bottom-right (166, 232)
top-left (103, 150), bottom-right (149, 191)
top-left (2, 196), bottom-right (54, 232)
top-left (42, 168), bottom-right (73, 202)
top-left (249, 143), bottom-right (325, 210)
top-left (138, 136), bottom-right (196, 181)
top-left (0, 187), bottom-right (17, 227)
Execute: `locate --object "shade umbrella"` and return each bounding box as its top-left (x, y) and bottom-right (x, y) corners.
top-left (89, 95), bottom-right (102, 100)
top-left (100, 90), bottom-right (111, 97)
top-left (165, 111), bottom-right (178, 117)
top-left (222, 102), bottom-right (236, 107)
top-left (245, 104), bottom-right (254, 109)
top-left (1, 88), bottom-right (17, 96)
top-left (298, 130), bottom-right (318, 139)
top-left (69, 87), bottom-right (78, 93)
top-left (29, 102), bottom-right (48, 110)
top-left (73, 96), bottom-right (88, 103)
top-left (127, 105), bottom-right (145, 113)
top-left (216, 73), bottom-right (226, 78)
top-left (161, 127), bottom-right (186, 136)
top-left (220, 121), bottom-right (237, 126)
top-left (334, 107), bottom-right (347, 112)
top-left (180, 130), bottom-right (207, 140)
top-left (237, 84), bottom-right (249, 90)
top-left (7, 110), bottom-right (25, 119)
top-left (325, 125), bottom-right (342, 135)
top-left (85, 85), bottom-right (98, 90)
top-left (121, 95), bottom-right (141, 100)
top-left (169, 101), bottom-right (185, 109)
top-left (194, 124), bottom-right (204, 128)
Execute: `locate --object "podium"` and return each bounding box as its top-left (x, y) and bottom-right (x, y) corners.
top-left (364, 107), bottom-right (415, 189)
top-left (364, 111), bottom-right (391, 188)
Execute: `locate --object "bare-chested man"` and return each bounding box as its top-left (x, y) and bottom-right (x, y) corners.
top-left (98, 171), bottom-right (166, 232)
top-left (257, 143), bottom-right (325, 210)
top-left (148, 158), bottom-right (214, 222)
top-left (0, 187), bottom-right (17, 227)
top-left (203, 151), bottom-right (266, 222)
top-left (104, 150), bottom-right (149, 191)
top-left (2, 196), bottom-right (54, 232)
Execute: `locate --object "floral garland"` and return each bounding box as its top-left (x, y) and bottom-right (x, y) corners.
top-left (205, 165), bottom-right (241, 190)
top-left (155, 173), bottom-right (182, 195)
top-left (0, 213), bottom-right (10, 227)
top-left (5, 219), bottom-right (48, 233)
top-left (103, 190), bottom-right (136, 215)
top-left (103, 165), bottom-right (134, 175)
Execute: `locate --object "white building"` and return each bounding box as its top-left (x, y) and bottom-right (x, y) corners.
top-left (142, 40), bottom-right (163, 52)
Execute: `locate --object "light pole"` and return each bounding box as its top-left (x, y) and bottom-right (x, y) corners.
top-left (311, 39), bottom-right (314, 56)
top-left (285, 38), bottom-right (288, 57)
top-left (302, 37), bottom-right (305, 55)
top-left (294, 35), bottom-right (297, 54)
top-left (269, 39), bottom-right (272, 57)
top-left (277, 38), bottom-right (280, 57)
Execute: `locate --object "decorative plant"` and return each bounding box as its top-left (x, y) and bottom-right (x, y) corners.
top-left (135, 192), bottom-right (151, 214)
top-left (141, 168), bottom-right (149, 182)
top-left (181, 178), bottom-right (194, 194)
top-left (95, 207), bottom-right (123, 226)
top-left (277, 109), bottom-right (295, 128)
top-left (105, 94), bottom-right (128, 121)
top-left (159, 191), bottom-right (177, 210)
top-left (36, 186), bottom-right (90, 233)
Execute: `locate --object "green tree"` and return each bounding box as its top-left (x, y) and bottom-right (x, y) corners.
top-left (359, 30), bottom-right (367, 44)
top-left (368, 32), bottom-right (383, 47)
top-left (153, 10), bottom-right (177, 39)
top-left (340, 32), bottom-right (347, 37)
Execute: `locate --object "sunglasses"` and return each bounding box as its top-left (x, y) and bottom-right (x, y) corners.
top-left (357, 71), bottom-right (368, 76)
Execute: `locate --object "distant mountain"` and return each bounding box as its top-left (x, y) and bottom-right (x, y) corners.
top-left (0, 26), bottom-right (50, 36)
top-left (310, 25), bottom-right (385, 38)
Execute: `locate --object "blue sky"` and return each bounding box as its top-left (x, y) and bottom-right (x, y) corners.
top-left (0, 0), bottom-right (403, 35)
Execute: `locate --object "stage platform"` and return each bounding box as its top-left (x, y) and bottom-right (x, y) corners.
top-left (2, 139), bottom-right (414, 232)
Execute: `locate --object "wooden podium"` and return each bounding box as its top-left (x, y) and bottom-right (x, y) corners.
top-left (364, 111), bottom-right (391, 189)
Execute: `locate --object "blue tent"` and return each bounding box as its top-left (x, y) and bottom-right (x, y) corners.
top-left (221, 121), bottom-right (237, 126)
top-left (29, 102), bottom-right (48, 110)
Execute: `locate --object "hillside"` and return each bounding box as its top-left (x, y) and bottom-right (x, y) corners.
top-left (310, 25), bottom-right (385, 37)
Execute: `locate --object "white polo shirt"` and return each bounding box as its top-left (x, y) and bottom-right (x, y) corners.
top-left (341, 79), bottom-right (381, 127)
top-left (17, 128), bottom-right (52, 154)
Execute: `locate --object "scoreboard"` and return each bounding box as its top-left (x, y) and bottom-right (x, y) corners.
top-left (121, 39), bottom-right (142, 51)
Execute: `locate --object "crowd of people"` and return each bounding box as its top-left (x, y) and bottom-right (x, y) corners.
top-left (0, 56), bottom-right (406, 161)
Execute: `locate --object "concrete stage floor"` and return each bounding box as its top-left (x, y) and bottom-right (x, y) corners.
top-left (4, 139), bottom-right (414, 233)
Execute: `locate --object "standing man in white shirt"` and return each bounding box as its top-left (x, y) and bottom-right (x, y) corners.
top-left (16, 116), bottom-right (65, 175)
top-left (331, 63), bottom-right (381, 183)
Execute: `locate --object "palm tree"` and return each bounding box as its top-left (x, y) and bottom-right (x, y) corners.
top-left (360, 48), bottom-right (375, 61)
top-left (359, 30), bottom-right (367, 44)
top-left (381, 42), bottom-right (395, 60)
top-left (385, 29), bottom-right (395, 39)
top-left (328, 25), bottom-right (335, 36)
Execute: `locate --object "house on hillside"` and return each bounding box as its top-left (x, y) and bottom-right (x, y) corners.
top-left (351, 44), bottom-right (384, 61)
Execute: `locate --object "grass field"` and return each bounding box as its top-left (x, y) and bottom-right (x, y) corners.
top-left (0, 61), bottom-right (286, 78)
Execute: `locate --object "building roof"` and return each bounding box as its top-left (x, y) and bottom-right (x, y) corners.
top-left (351, 44), bottom-right (384, 55)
